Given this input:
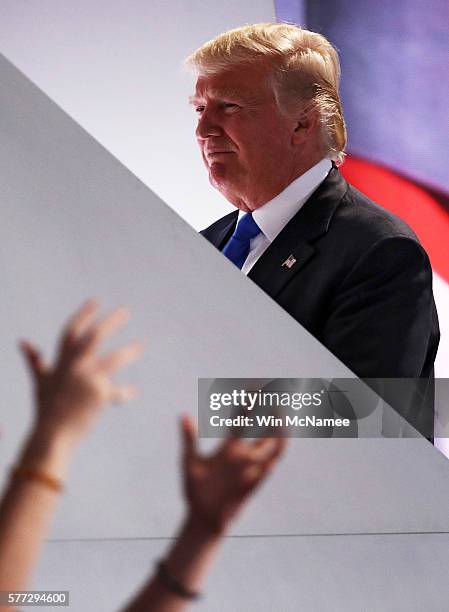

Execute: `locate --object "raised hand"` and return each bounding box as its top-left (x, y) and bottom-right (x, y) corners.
top-left (181, 415), bottom-right (286, 534)
top-left (20, 300), bottom-right (143, 449)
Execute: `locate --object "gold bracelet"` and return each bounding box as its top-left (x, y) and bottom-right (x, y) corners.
top-left (11, 466), bottom-right (64, 493)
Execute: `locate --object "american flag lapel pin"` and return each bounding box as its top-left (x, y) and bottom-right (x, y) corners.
top-left (282, 254), bottom-right (297, 269)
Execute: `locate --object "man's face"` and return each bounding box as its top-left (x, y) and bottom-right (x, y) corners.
top-left (190, 62), bottom-right (297, 210)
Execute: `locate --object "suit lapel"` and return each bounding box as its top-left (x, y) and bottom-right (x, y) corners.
top-left (213, 210), bottom-right (238, 250)
top-left (248, 167), bottom-right (348, 298)
top-left (201, 210), bottom-right (238, 250)
top-left (248, 238), bottom-right (316, 299)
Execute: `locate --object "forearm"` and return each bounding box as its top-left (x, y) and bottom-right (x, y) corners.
top-left (123, 515), bottom-right (223, 612)
top-left (0, 430), bottom-right (72, 593)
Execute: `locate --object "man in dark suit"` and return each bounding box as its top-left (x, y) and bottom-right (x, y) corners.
top-left (186, 23), bottom-right (439, 437)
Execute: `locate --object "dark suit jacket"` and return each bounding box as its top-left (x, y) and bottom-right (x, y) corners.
top-left (201, 167), bottom-right (440, 437)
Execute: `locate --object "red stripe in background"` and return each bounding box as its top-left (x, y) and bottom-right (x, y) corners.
top-left (341, 156), bottom-right (449, 284)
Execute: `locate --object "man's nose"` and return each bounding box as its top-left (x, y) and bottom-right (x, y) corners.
top-left (196, 109), bottom-right (223, 140)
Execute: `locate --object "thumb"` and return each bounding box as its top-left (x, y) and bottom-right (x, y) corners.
top-left (180, 414), bottom-right (197, 460)
top-left (19, 340), bottom-right (47, 380)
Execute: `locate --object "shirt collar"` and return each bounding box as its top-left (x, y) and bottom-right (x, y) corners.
top-left (238, 158), bottom-right (332, 242)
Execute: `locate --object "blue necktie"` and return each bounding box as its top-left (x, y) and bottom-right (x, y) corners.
top-left (222, 212), bottom-right (261, 269)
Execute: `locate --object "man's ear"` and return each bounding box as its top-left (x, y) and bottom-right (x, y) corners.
top-left (291, 106), bottom-right (319, 144)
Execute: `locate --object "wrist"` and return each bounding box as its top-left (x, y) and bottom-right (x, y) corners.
top-left (159, 514), bottom-right (223, 599)
top-left (183, 513), bottom-right (227, 540)
top-left (17, 428), bottom-right (76, 481)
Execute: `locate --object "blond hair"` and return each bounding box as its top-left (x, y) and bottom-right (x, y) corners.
top-left (185, 23), bottom-right (347, 164)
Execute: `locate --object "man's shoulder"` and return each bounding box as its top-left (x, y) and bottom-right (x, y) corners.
top-left (299, 170), bottom-right (431, 277)
top-left (334, 180), bottom-right (421, 246)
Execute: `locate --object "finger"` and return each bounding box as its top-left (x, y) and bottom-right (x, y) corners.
top-left (61, 300), bottom-right (98, 347)
top-left (109, 384), bottom-right (138, 404)
top-left (239, 463), bottom-right (267, 488)
top-left (97, 341), bottom-right (144, 374)
top-left (239, 444), bottom-right (285, 487)
top-left (220, 435), bottom-right (255, 461)
top-left (273, 435), bottom-right (288, 457)
top-left (266, 436), bottom-right (287, 462)
top-left (221, 432), bottom-right (247, 453)
top-left (81, 307), bottom-right (130, 355)
top-left (180, 414), bottom-right (197, 460)
top-left (252, 438), bottom-right (268, 448)
top-left (253, 438), bottom-right (287, 480)
top-left (19, 340), bottom-right (47, 378)
top-left (247, 436), bottom-right (286, 463)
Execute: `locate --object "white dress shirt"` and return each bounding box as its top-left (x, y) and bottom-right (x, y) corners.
top-left (239, 158), bottom-right (332, 274)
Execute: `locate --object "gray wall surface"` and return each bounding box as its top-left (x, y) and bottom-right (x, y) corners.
top-left (34, 534), bottom-right (449, 612)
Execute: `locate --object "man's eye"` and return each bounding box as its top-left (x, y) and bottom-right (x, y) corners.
top-left (223, 103), bottom-right (240, 112)
top-left (195, 106), bottom-right (205, 114)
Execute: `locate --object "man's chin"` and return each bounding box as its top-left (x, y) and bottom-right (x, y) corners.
top-left (207, 164), bottom-right (244, 202)
top-left (208, 165), bottom-right (230, 189)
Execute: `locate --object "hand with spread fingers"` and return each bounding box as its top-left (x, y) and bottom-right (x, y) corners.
top-left (0, 300), bottom-right (143, 605)
top-left (123, 421), bottom-right (287, 612)
top-left (181, 416), bottom-right (286, 534)
top-left (20, 300), bottom-right (143, 449)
